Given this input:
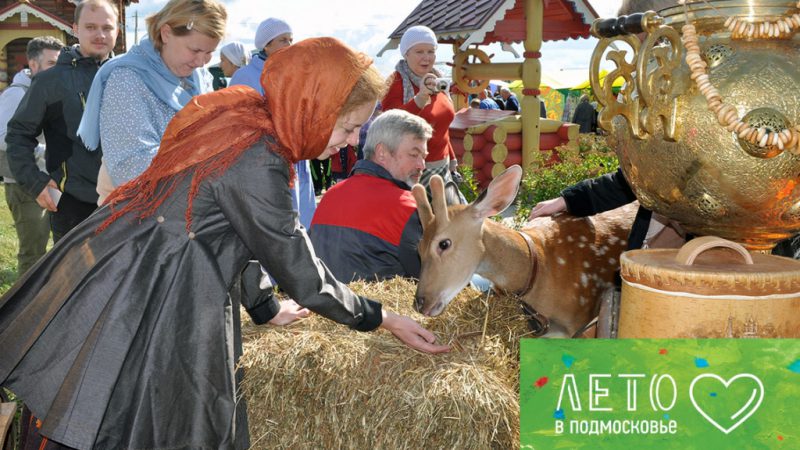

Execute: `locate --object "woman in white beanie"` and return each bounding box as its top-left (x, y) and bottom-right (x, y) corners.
top-left (382, 25), bottom-right (460, 202)
top-left (229, 17), bottom-right (315, 231)
top-left (219, 41), bottom-right (250, 77)
top-left (229, 17), bottom-right (292, 93)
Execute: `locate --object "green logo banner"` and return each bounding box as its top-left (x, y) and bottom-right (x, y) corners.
top-left (520, 339), bottom-right (800, 449)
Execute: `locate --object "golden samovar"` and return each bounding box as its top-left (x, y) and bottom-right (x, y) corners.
top-left (590, 0), bottom-right (800, 251)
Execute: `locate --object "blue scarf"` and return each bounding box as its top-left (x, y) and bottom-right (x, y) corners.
top-left (78, 37), bottom-right (211, 151)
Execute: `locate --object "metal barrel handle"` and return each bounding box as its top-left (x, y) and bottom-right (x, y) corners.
top-left (591, 12), bottom-right (650, 38)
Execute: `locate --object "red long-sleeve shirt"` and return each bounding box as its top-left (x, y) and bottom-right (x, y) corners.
top-left (382, 72), bottom-right (456, 163)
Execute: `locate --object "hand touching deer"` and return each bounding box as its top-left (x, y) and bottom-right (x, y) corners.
top-left (412, 166), bottom-right (635, 337)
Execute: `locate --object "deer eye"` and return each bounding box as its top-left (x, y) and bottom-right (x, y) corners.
top-left (438, 239), bottom-right (451, 251)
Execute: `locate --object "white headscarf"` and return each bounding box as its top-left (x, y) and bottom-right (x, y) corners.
top-left (220, 41), bottom-right (250, 68)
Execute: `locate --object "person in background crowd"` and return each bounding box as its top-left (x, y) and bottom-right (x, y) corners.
top-left (572, 94), bottom-right (597, 133)
top-left (310, 156), bottom-right (332, 195)
top-left (470, 98), bottom-right (481, 109)
top-left (1, 37), bottom-right (449, 450)
top-left (219, 41), bottom-right (249, 78)
top-left (500, 87), bottom-right (520, 112)
top-left (228, 17), bottom-right (292, 88)
top-left (382, 25), bottom-right (462, 203)
top-left (229, 17), bottom-right (316, 228)
top-left (330, 144), bottom-right (359, 182)
top-left (492, 88), bottom-right (506, 109)
top-left (356, 102), bottom-right (381, 159)
top-left (0, 36), bottom-right (63, 274)
top-left (478, 89), bottom-right (499, 110)
top-left (213, 41), bottom-right (250, 90)
top-left (6, 0), bottom-right (119, 242)
top-left (226, 16), bottom-right (312, 320)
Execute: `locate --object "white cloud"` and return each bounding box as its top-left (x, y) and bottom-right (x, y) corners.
top-left (125, 0), bottom-right (623, 79)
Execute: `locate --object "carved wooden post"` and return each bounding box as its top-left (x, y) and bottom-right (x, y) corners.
top-left (521, 0), bottom-right (543, 171)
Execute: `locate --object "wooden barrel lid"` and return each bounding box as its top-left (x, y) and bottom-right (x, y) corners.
top-left (621, 237), bottom-right (800, 296)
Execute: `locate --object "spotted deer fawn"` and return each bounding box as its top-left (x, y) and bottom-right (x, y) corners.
top-left (412, 166), bottom-right (635, 337)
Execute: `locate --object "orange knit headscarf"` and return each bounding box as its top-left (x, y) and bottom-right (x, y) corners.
top-left (98, 37), bottom-right (372, 232)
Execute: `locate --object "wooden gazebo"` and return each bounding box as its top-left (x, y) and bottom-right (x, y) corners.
top-left (380, 0), bottom-right (598, 171)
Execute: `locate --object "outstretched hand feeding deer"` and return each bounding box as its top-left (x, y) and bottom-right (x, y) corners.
top-left (412, 166), bottom-right (635, 337)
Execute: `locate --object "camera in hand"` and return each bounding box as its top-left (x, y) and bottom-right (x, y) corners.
top-left (432, 78), bottom-right (450, 93)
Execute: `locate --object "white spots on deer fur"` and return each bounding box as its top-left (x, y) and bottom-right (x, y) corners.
top-left (582, 261), bottom-right (590, 269)
top-left (593, 245), bottom-right (610, 256)
top-left (557, 238), bottom-right (563, 244)
top-left (579, 296), bottom-right (588, 306)
top-left (578, 243), bottom-right (585, 248)
top-left (580, 273), bottom-right (589, 287)
top-left (608, 257), bottom-right (617, 266)
top-left (608, 235), bottom-right (619, 245)
top-left (620, 240), bottom-right (627, 246)
top-left (579, 235), bottom-right (588, 242)
top-left (557, 257), bottom-right (566, 265)
top-left (567, 235), bottom-right (574, 242)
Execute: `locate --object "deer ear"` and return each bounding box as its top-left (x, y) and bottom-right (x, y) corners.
top-left (471, 165), bottom-right (522, 219)
top-left (429, 175), bottom-right (449, 225)
top-left (412, 184), bottom-right (434, 230)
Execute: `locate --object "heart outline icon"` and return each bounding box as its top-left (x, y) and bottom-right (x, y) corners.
top-left (689, 373), bottom-right (764, 435)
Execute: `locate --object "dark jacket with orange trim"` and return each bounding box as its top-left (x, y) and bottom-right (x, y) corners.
top-left (310, 160), bottom-right (422, 282)
top-left (6, 45), bottom-right (104, 204)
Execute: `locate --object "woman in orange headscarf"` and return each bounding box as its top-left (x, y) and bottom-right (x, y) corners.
top-left (0, 38), bottom-right (448, 450)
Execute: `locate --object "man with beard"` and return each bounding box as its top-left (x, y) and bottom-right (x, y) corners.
top-left (6, 0), bottom-right (119, 241)
top-left (310, 110), bottom-right (432, 282)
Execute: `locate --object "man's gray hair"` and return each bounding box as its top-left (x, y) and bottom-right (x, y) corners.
top-left (26, 36), bottom-right (64, 61)
top-left (501, 87), bottom-right (511, 94)
top-left (362, 110), bottom-right (432, 160)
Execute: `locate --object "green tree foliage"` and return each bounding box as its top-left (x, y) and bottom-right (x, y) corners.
top-left (515, 134), bottom-right (619, 222)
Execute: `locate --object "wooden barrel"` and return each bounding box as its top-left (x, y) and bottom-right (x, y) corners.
top-left (618, 236), bottom-right (800, 338)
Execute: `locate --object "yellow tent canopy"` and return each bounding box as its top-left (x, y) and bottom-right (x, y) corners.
top-left (507, 77), bottom-right (565, 121)
top-left (572, 69), bottom-right (625, 90)
top-left (507, 69), bottom-right (623, 96)
top-left (508, 73), bottom-right (568, 95)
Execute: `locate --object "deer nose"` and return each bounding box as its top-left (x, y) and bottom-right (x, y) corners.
top-left (414, 295), bottom-right (425, 312)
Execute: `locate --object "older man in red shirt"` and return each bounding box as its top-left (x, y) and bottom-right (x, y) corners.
top-left (310, 110), bottom-right (432, 282)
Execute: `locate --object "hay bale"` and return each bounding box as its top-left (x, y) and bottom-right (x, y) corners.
top-left (239, 278), bottom-right (530, 449)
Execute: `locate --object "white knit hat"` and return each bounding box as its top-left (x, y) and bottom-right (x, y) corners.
top-left (254, 18), bottom-right (292, 50)
top-left (220, 42), bottom-right (250, 68)
top-left (399, 25), bottom-right (438, 56)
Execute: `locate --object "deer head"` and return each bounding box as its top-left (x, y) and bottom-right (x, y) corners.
top-left (412, 166), bottom-right (523, 316)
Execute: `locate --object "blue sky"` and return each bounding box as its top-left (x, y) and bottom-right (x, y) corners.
top-left (125, 0), bottom-right (623, 82)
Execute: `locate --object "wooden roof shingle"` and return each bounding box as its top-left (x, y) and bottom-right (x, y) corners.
top-left (379, 0), bottom-right (598, 54)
